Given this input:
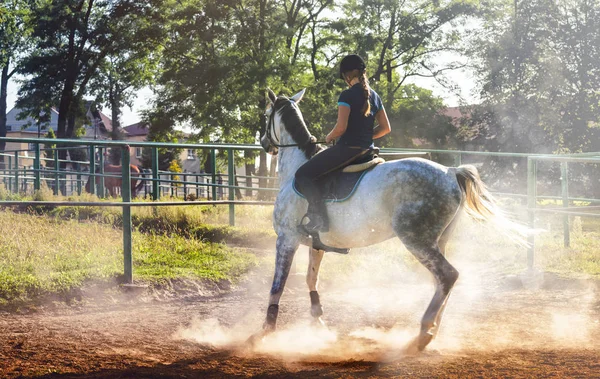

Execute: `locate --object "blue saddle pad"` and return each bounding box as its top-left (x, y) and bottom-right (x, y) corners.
top-left (293, 168), bottom-right (371, 203)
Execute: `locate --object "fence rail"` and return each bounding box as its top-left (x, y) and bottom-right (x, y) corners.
top-left (1, 136), bottom-right (599, 281)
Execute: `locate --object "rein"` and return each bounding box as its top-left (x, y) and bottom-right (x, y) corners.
top-left (265, 99), bottom-right (326, 148)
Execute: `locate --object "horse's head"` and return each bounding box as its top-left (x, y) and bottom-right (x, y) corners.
top-left (261, 88), bottom-right (318, 158)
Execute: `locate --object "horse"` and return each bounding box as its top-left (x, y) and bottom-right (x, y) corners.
top-left (250, 88), bottom-right (528, 352)
top-left (84, 164), bottom-right (145, 198)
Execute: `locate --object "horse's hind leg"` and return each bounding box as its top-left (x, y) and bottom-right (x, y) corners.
top-left (306, 247), bottom-right (325, 325)
top-left (430, 213), bottom-right (461, 334)
top-left (395, 211), bottom-right (459, 351)
top-left (406, 243), bottom-right (458, 351)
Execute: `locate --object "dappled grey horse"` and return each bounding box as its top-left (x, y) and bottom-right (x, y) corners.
top-left (251, 88), bottom-right (526, 352)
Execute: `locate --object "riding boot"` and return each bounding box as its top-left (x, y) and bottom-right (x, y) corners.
top-left (302, 202), bottom-right (329, 233)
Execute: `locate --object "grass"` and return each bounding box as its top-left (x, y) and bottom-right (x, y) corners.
top-left (0, 187), bottom-right (276, 247)
top-left (1, 187), bottom-right (599, 308)
top-left (0, 209), bottom-right (258, 307)
top-left (534, 215), bottom-right (600, 276)
top-left (133, 233), bottom-right (258, 281)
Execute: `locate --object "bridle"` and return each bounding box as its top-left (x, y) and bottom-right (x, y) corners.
top-left (264, 99), bottom-right (325, 148)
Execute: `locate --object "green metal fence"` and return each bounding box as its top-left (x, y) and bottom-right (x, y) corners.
top-left (1, 136), bottom-right (598, 282)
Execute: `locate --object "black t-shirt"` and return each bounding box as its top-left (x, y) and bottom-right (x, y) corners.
top-left (337, 83), bottom-right (384, 148)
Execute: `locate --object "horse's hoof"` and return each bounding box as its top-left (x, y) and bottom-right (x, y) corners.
top-left (310, 304), bottom-right (324, 318)
top-left (312, 316), bottom-right (326, 329)
top-left (404, 332), bottom-right (434, 355)
top-left (245, 330), bottom-right (267, 347)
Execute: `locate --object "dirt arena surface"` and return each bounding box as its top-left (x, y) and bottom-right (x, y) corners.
top-left (1, 262), bottom-right (599, 378)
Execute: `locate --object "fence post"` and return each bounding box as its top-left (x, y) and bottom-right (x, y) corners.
top-left (7, 155), bottom-right (12, 193)
top-left (183, 173), bottom-right (187, 199)
top-left (89, 145), bottom-right (96, 195)
top-left (77, 172), bottom-right (82, 195)
top-left (228, 148), bottom-right (235, 226)
top-left (196, 174), bottom-right (200, 198)
top-left (121, 145), bottom-right (133, 284)
top-left (211, 148), bottom-right (217, 201)
top-left (53, 149), bottom-right (59, 196)
top-left (151, 147), bottom-right (159, 200)
top-left (34, 143), bottom-right (41, 190)
top-left (526, 157), bottom-right (537, 270)
top-left (98, 147), bottom-right (105, 198)
top-left (561, 161), bottom-right (570, 248)
top-left (23, 167), bottom-right (28, 194)
top-left (14, 151), bottom-right (19, 193)
top-left (171, 173), bottom-right (175, 197)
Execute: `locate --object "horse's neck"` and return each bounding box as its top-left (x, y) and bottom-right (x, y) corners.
top-left (277, 132), bottom-right (309, 187)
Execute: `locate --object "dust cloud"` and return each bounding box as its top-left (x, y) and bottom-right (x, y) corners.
top-left (175, 216), bottom-right (599, 361)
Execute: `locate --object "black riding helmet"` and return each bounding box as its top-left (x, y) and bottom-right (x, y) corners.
top-left (339, 54), bottom-right (366, 78)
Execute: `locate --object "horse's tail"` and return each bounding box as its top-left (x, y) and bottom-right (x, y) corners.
top-left (455, 165), bottom-right (530, 246)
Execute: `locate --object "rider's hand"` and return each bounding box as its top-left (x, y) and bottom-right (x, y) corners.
top-left (325, 134), bottom-right (335, 144)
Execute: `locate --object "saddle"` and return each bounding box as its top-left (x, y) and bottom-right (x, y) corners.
top-left (293, 147), bottom-right (383, 203)
top-left (295, 147), bottom-right (384, 254)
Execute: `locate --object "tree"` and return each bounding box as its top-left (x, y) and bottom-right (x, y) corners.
top-left (0, 0), bottom-right (31, 169)
top-left (17, 0), bottom-right (163, 173)
top-left (89, 2), bottom-right (163, 163)
top-left (140, 110), bottom-right (183, 171)
top-left (464, 0), bottom-right (600, 196)
top-left (143, 0), bottom-right (479, 197)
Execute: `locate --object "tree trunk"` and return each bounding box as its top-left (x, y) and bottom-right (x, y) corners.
top-left (233, 166), bottom-right (243, 199)
top-left (109, 88), bottom-right (124, 164)
top-left (0, 64), bottom-right (9, 170)
top-left (386, 62), bottom-right (394, 109)
top-left (244, 150), bottom-right (255, 198)
top-left (56, 83), bottom-right (75, 139)
top-left (257, 150), bottom-right (268, 200)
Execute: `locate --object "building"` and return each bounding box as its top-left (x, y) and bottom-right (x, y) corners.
top-left (3, 108), bottom-right (60, 166)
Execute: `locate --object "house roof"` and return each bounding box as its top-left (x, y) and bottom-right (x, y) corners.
top-left (88, 110), bottom-right (114, 134)
top-left (5, 107), bottom-right (60, 132)
top-left (124, 122), bottom-right (150, 136)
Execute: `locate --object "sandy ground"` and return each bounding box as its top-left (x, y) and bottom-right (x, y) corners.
top-left (1, 256), bottom-right (600, 378)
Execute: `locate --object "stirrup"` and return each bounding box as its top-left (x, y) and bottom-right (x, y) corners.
top-left (296, 223), bottom-right (350, 255)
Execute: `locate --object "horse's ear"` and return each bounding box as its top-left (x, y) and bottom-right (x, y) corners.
top-left (290, 88), bottom-right (306, 103)
top-left (267, 88), bottom-right (277, 104)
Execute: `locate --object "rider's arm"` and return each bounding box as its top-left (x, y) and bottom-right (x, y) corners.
top-left (326, 105), bottom-right (350, 143)
top-left (373, 107), bottom-right (391, 139)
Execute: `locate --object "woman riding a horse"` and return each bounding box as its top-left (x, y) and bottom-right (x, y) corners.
top-left (295, 54), bottom-right (391, 232)
top-left (254, 54), bottom-right (528, 352)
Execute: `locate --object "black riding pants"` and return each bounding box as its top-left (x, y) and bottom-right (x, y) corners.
top-left (295, 144), bottom-right (369, 209)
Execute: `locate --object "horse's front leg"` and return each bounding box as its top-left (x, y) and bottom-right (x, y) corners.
top-left (263, 234), bottom-right (299, 332)
top-left (307, 247), bottom-right (325, 326)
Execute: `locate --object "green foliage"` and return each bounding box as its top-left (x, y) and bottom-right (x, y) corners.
top-left (148, 0), bottom-right (472, 149)
top-left (16, 1), bottom-right (162, 140)
top-left (168, 159), bottom-right (182, 184)
top-left (465, 0), bottom-right (600, 196)
top-left (140, 110), bottom-right (184, 170)
top-left (1, 0), bottom-right (33, 167)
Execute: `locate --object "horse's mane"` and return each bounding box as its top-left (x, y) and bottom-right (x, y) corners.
top-left (274, 96), bottom-right (320, 159)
